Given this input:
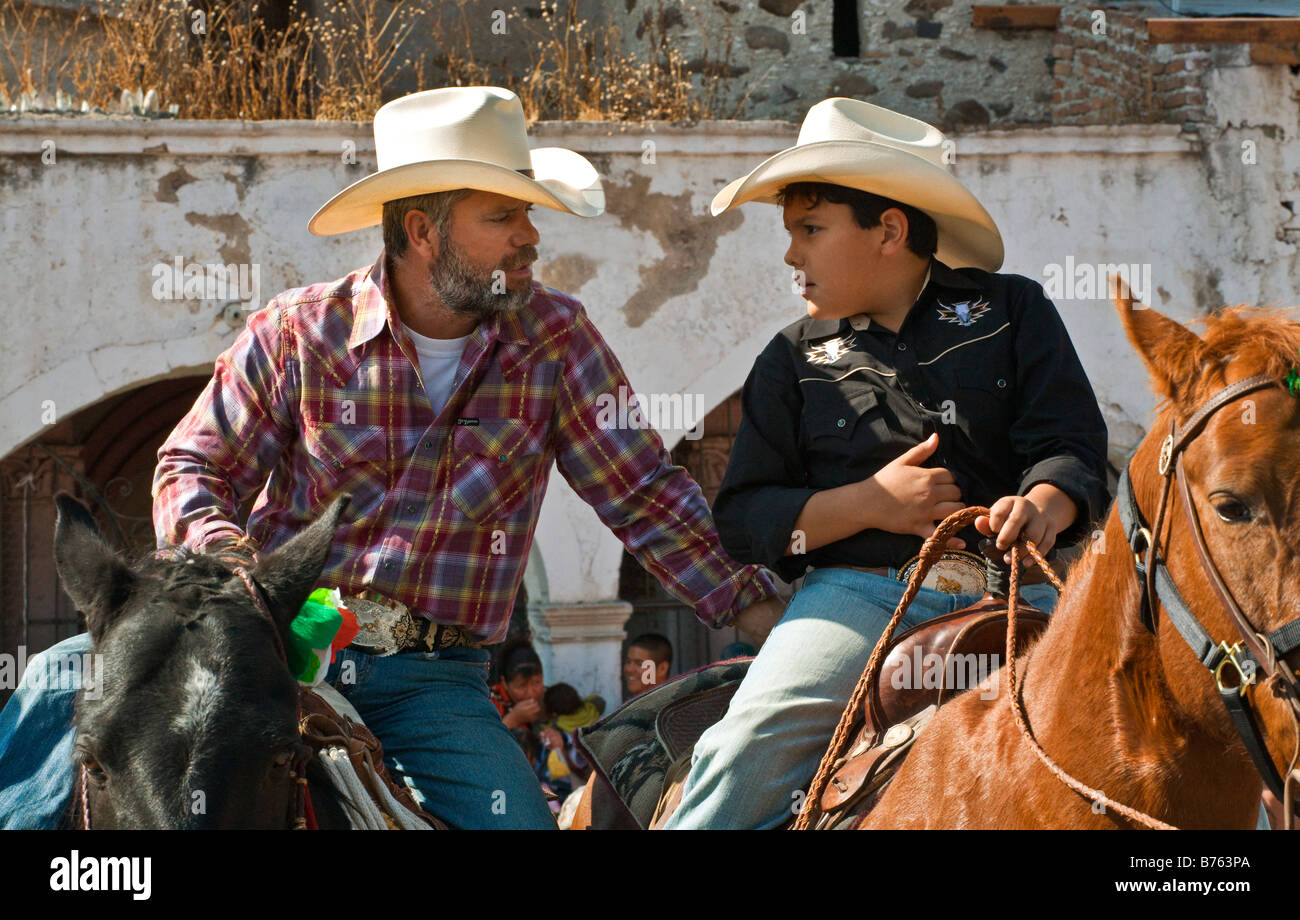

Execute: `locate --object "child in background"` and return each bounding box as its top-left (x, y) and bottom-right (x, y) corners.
top-left (537, 683), bottom-right (605, 797)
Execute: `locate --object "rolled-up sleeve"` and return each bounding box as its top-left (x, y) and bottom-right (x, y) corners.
top-left (713, 334), bottom-right (817, 582)
top-left (552, 307), bottom-right (776, 628)
top-left (1009, 281), bottom-right (1111, 546)
top-left (152, 302), bottom-right (296, 553)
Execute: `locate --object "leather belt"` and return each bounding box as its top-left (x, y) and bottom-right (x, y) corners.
top-left (823, 549), bottom-right (1051, 593)
top-left (342, 591), bottom-right (482, 656)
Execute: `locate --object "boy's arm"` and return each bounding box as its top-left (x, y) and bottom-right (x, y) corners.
top-left (551, 307), bottom-right (778, 629)
top-left (152, 303), bottom-right (297, 558)
top-left (1006, 280), bottom-right (1111, 547)
top-left (710, 334), bottom-right (820, 581)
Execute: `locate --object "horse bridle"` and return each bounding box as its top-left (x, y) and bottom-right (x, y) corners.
top-left (79, 567), bottom-right (313, 830)
top-left (1116, 371), bottom-right (1300, 824)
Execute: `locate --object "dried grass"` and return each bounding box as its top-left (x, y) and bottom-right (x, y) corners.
top-left (0, 0), bottom-right (755, 121)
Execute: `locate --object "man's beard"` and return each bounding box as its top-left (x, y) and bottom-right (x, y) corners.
top-left (429, 233), bottom-right (538, 321)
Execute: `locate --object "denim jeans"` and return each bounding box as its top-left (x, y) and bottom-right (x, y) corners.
top-left (0, 634), bottom-right (87, 829)
top-left (0, 635), bottom-right (553, 830)
top-left (662, 567), bottom-right (1059, 829)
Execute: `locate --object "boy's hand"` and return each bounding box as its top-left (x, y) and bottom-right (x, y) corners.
top-left (974, 484), bottom-right (1077, 566)
top-left (864, 433), bottom-right (966, 550)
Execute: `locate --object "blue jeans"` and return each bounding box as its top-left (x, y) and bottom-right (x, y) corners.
top-left (0, 635), bottom-right (85, 829)
top-left (0, 635), bottom-right (553, 830)
top-left (663, 567), bottom-right (1059, 829)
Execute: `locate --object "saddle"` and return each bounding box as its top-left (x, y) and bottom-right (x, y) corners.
top-left (574, 583), bottom-right (1049, 829)
top-left (574, 659), bottom-right (752, 829)
top-left (813, 594), bottom-right (1049, 828)
top-left (298, 685), bottom-right (446, 830)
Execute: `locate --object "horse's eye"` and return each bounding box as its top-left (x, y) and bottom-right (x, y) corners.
top-left (1213, 496), bottom-right (1252, 523)
top-left (82, 757), bottom-right (107, 783)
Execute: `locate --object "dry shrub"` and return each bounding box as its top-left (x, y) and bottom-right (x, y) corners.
top-left (0, 0), bottom-right (758, 121)
top-left (311, 0), bottom-right (430, 122)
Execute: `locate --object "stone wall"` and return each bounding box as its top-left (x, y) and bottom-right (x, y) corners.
top-left (366, 0), bottom-right (1238, 129)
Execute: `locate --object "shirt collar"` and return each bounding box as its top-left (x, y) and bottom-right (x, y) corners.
top-left (799, 258), bottom-right (982, 341)
top-left (348, 250), bottom-right (398, 351)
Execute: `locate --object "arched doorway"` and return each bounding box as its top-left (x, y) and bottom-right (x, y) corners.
top-left (0, 375), bottom-right (208, 704)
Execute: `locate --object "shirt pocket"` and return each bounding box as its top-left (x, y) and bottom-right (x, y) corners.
top-left (300, 421), bottom-right (390, 495)
top-left (953, 372), bottom-right (1013, 432)
top-left (804, 386), bottom-right (883, 444)
top-left (449, 419), bottom-right (549, 523)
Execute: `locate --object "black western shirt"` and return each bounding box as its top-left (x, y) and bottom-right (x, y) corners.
top-left (714, 259), bottom-right (1111, 584)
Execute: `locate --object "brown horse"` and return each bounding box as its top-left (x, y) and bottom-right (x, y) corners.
top-left (855, 292), bottom-right (1300, 829)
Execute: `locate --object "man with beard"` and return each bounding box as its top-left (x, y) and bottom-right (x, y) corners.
top-left (0, 86), bottom-right (784, 830)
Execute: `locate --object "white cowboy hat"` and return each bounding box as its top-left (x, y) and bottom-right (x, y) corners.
top-left (308, 86), bottom-right (605, 236)
top-left (711, 98), bottom-right (1004, 271)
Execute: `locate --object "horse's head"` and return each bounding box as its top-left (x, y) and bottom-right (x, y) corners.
top-left (1117, 286), bottom-right (1300, 797)
top-left (53, 495), bottom-right (349, 828)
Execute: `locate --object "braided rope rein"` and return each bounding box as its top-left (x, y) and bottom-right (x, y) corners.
top-left (794, 506), bottom-right (1177, 831)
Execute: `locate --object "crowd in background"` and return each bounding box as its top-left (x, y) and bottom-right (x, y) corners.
top-left (489, 631), bottom-right (758, 814)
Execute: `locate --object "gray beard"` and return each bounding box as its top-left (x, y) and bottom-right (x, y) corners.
top-left (430, 234), bottom-right (537, 321)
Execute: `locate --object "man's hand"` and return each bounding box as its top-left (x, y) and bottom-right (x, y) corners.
top-left (863, 433), bottom-right (966, 550)
top-left (503, 698), bottom-right (541, 729)
top-left (733, 595), bottom-right (787, 648)
top-left (205, 536), bottom-right (260, 569)
top-left (974, 483), bottom-right (1077, 567)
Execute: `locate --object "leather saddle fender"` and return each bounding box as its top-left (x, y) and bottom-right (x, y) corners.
top-left (819, 594), bottom-right (1050, 822)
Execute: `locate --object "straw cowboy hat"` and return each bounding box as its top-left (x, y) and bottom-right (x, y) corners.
top-left (309, 86), bottom-right (605, 236)
top-left (711, 98), bottom-right (1004, 271)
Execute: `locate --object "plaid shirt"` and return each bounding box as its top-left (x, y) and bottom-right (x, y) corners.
top-left (153, 251), bottom-right (776, 643)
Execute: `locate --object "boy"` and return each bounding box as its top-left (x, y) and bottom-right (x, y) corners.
top-left (663, 98), bottom-right (1110, 829)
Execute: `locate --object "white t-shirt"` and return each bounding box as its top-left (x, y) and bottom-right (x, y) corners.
top-left (403, 326), bottom-right (471, 416)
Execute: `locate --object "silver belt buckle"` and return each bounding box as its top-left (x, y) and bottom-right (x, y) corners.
top-left (897, 550), bottom-right (988, 595)
top-left (344, 596), bottom-right (411, 657)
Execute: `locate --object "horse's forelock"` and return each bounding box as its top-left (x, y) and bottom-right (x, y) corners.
top-left (1157, 307), bottom-right (1300, 418)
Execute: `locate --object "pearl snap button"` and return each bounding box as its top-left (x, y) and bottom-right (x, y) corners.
top-left (996, 378), bottom-right (1007, 388)
top-left (897, 342), bottom-right (906, 351)
top-left (837, 418), bottom-right (846, 428)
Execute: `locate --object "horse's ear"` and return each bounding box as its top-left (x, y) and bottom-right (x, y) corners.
top-left (52, 493), bottom-right (134, 643)
top-left (248, 494), bottom-right (350, 632)
top-left (1113, 273), bottom-right (1216, 403)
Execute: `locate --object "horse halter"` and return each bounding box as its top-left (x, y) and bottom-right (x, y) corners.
top-left (1116, 372), bottom-right (1300, 823)
top-left (79, 567), bottom-right (313, 830)
top-left (233, 567), bottom-right (315, 830)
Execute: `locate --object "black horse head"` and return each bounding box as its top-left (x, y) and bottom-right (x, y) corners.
top-left (53, 494), bottom-right (349, 829)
